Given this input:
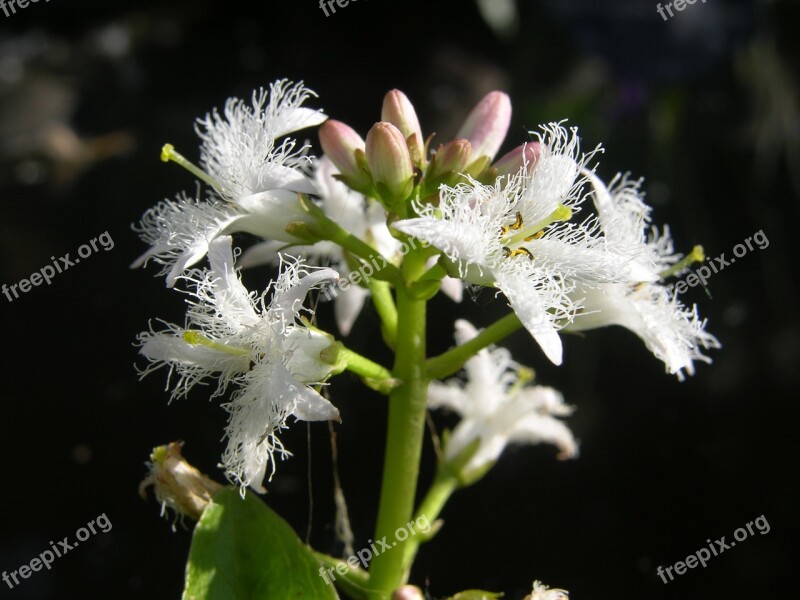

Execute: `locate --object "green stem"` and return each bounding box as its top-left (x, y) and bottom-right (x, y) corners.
top-left (319, 218), bottom-right (403, 286)
top-left (401, 470), bottom-right (459, 571)
top-left (368, 280), bottom-right (398, 346)
top-left (367, 288), bottom-right (428, 597)
top-left (313, 551), bottom-right (371, 600)
top-left (321, 343), bottom-right (394, 382)
top-left (426, 312), bottom-right (523, 380)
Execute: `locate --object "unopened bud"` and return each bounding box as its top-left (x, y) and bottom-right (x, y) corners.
top-left (493, 142), bottom-right (541, 178)
top-left (382, 89), bottom-right (425, 167)
top-left (428, 138), bottom-right (472, 181)
top-left (319, 120), bottom-right (372, 191)
top-left (139, 441), bottom-right (222, 524)
top-left (392, 585), bottom-right (425, 600)
top-left (365, 122), bottom-right (415, 207)
top-left (456, 91), bottom-right (512, 162)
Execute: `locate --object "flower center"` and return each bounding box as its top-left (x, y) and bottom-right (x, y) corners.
top-left (499, 204), bottom-right (572, 260)
top-left (182, 330), bottom-right (250, 356)
top-left (507, 366), bottom-right (536, 396)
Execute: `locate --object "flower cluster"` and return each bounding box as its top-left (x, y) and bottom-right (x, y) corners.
top-left (133, 80), bottom-right (718, 496)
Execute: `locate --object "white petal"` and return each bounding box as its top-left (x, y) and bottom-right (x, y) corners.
top-left (206, 236), bottom-right (260, 328)
top-left (222, 356), bottom-right (337, 492)
top-left (427, 381), bottom-right (468, 414)
top-left (269, 260), bottom-right (339, 327)
top-left (137, 329), bottom-right (249, 399)
top-left (239, 240), bottom-right (286, 268)
top-left (233, 190), bottom-right (314, 241)
top-left (274, 106), bottom-right (327, 138)
top-left (509, 414), bottom-right (578, 460)
top-left (453, 318), bottom-right (480, 345)
top-left (131, 193), bottom-right (245, 287)
top-left (196, 81), bottom-right (325, 199)
top-left (393, 216), bottom-right (495, 276)
top-left (283, 327), bottom-right (335, 383)
top-left (440, 276), bottom-right (464, 302)
top-left (495, 268), bottom-right (564, 365)
top-left (292, 385), bottom-right (340, 422)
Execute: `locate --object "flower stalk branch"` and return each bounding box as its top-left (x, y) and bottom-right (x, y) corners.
top-left (426, 312), bottom-right (523, 380)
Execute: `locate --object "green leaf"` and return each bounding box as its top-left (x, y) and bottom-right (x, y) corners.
top-left (448, 591), bottom-right (504, 600)
top-left (182, 487), bottom-right (339, 600)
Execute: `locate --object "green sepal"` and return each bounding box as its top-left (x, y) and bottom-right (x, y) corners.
top-left (362, 375), bottom-right (403, 395)
top-left (408, 279), bottom-right (441, 301)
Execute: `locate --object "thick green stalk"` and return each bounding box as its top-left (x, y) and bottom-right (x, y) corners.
top-left (426, 312), bottom-right (523, 380)
top-left (367, 287), bottom-right (428, 597)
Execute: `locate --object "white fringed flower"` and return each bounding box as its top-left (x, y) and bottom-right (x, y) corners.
top-left (427, 320), bottom-right (578, 474)
top-left (133, 80), bottom-right (327, 287)
top-left (528, 580), bottom-right (569, 600)
top-left (395, 123), bottom-right (651, 365)
top-left (137, 236), bottom-right (340, 491)
top-left (567, 174), bottom-right (720, 380)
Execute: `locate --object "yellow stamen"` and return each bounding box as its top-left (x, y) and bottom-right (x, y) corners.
top-left (500, 211), bottom-right (524, 236)
top-left (161, 144), bottom-right (222, 191)
top-left (504, 204), bottom-right (572, 247)
top-left (504, 247), bottom-right (534, 260)
top-left (524, 231), bottom-right (545, 242)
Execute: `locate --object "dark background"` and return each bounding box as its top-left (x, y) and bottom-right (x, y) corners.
top-left (1, 0), bottom-right (798, 598)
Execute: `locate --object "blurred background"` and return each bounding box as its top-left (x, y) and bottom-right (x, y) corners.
top-left (1, 0), bottom-right (798, 598)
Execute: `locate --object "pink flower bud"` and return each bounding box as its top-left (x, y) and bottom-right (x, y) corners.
top-left (365, 121), bottom-right (415, 202)
top-left (381, 89), bottom-right (424, 151)
top-left (392, 585), bottom-right (424, 600)
top-left (428, 138), bottom-right (472, 181)
top-left (492, 141), bottom-right (541, 177)
top-left (319, 120), bottom-right (372, 190)
top-left (456, 91), bottom-right (512, 161)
